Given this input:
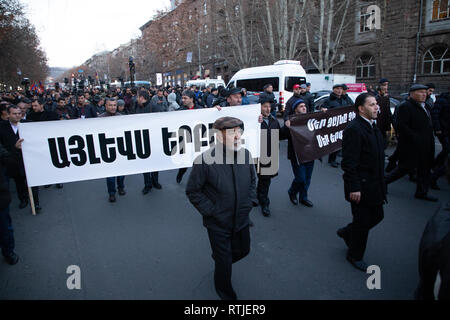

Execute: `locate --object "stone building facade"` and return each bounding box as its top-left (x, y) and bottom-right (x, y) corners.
top-left (139, 0), bottom-right (233, 86)
top-left (309, 0), bottom-right (450, 95)
top-left (137, 0), bottom-right (449, 93)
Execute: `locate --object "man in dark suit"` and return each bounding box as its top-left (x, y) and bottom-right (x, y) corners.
top-left (375, 78), bottom-right (393, 149)
top-left (0, 105), bottom-right (40, 211)
top-left (339, 93), bottom-right (386, 271)
top-left (385, 84), bottom-right (438, 202)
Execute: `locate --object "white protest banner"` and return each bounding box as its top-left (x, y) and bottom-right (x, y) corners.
top-left (19, 105), bottom-right (261, 187)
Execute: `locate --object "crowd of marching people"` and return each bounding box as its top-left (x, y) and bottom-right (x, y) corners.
top-left (0, 79), bottom-right (449, 300)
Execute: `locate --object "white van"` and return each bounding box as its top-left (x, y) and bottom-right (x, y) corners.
top-left (306, 74), bottom-right (357, 92)
top-left (186, 79), bottom-right (226, 89)
top-left (227, 60), bottom-right (307, 110)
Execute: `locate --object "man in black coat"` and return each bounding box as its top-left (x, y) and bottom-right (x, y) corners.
top-left (375, 78), bottom-right (393, 149)
top-left (415, 201), bottom-right (450, 300)
top-left (322, 84), bottom-right (351, 167)
top-left (385, 84), bottom-right (438, 202)
top-left (431, 87), bottom-right (450, 189)
top-left (186, 117), bottom-right (257, 300)
top-left (256, 96), bottom-right (288, 217)
top-left (339, 93), bottom-right (386, 271)
top-left (0, 140), bottom-right (23, 265)
top-left (0, 105), bottom-right (41, 211)
top-left (136, 91), bottom-right (162, 193)
top-left (285, 84), bottom-right (314, 119)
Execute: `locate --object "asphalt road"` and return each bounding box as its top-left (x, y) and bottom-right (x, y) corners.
top-left (0, 141), bottom-right (448, 300)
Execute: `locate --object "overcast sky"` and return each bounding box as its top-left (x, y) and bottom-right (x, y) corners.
top-left (20, 0), bottom-right (170, 68)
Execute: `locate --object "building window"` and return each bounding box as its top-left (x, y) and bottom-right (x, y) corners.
top-left (359, 4), bottom-right (376, 33)
top-left (431, 0), bottom-right (450, 21)
top-left (356, 55), bottom-right (376, 78)
top-left (204, 1), bottom-right (207, 15)
top-left (422, 46), bottom-right (450, 74)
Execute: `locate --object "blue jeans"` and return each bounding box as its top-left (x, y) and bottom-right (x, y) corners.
top-left (289, 159), bottom-right (315, 201)
top-left (0, 206), bottom-right (14, 258)
top-left (106, 176), bottom-right (125, 196)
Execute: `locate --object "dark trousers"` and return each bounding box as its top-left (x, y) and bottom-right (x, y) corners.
top-left (341, 203), bottom-right (384, 261)
top-left (289, 159), bottom-right (314, 201)
top-left (143, 172), bottom-right (159, 188)
top-left (257, 174), bottom-right (272, 207)
top-left (381, 130), bottom-right (388, 150)
top-left (328, 151), bottom-right (339, 163)
top-left (385, 163), bottom-right (431, 196)
top-left (106, 176), bottom-right (125, 196)
top-left (207, 226), bottom-right (250, 300)
top-left (12, 175), bottom-right (39, 205)
top-left (435, 135), bottom-right (449, 168)
top-left (178, 168), bottom-right (188, 177)
top-left (388, 146), bottom-right (400, 163)
top-left (0, 206), bottom-right (14, 258)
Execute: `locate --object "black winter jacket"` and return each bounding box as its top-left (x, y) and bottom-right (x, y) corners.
top-left (186, 144), bottom-right (257, 234)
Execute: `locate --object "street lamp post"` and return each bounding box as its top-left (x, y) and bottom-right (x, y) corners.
top-left (129, 56), bottom-right (136, 87)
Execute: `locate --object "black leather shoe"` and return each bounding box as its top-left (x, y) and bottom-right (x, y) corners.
top-left (118, 188), bottom-right (126, 196)
top-left (142, 187), bottom-right (151, 195)
top-left (288, 192), bottom-right (298, 205)
top-left (152, 182), bottom-right (162, 190)
top-left (261, 206), bottom-right (271, 217)
top-left (346, 254), bottom-right (368, 272)
top-left (56, 184), bottom-right (63, 189)
top-left (415, 194), bottom-right (438, 202)
top-left (176, 173), bottom-right (183, 184)
top-left (35, 205), bottom-right (42, 213)
top-left (4, 253), bottom-right (19, 265)
top-left (109, 195), bottom-right (116, 203)
top-left (337, 228), bottom-right (350, 248)
top-left (301, 199), bottom-right (313, 207)
top-left (19, 200), bottom-right (28, 209)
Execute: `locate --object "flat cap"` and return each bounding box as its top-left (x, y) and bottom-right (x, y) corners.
top-left (117, 99), bottom-right (125, 106)
top-left (333, 84), bottom-right (344, 89)
top-left (342, 84), bottom-right (348, 91)
top-left (300, 84), bottom-right (307, 89)
top-left (379, 78), bottom-right (389, 84)
top-left (213, 117), bottom-right (244, 132)
top-left (409, 84), bottom-right (428, 92)
top-left (227, 87), bottom-right (244, 97)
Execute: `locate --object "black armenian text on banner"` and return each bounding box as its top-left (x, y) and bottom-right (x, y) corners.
top-left (288, 106), bottom-right (356, 164)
